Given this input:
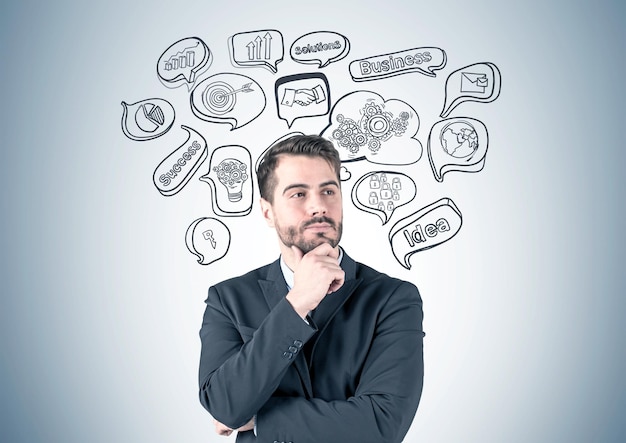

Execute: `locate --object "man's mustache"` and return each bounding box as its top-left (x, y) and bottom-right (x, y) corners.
top-left (301, 216), bottom-right (336, 229)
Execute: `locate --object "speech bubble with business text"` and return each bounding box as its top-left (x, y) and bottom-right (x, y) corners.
top-left (157, 37), bottom-right (212, 91)
top-left (440, 62), bottom-right (501, 118)
top-left (428, 117), bottom-right (489, 182)
top-left (186, 217), bottom-right (231, 265)
top-left (191, 73), bottom-right (266, 130)
top-left (352, 171), bottom-right (417, 225)
top-left (229, 29), bottom-right (284, 73)
top-left (321, 90), bottom-right (422, 165)
top-left (389, 198), bottom-right (463, 269)
top-left (275, 73), bottom-right (330, 128)
top-left (290, 31), bottom-right (350, 68)
top-left (349, 47), bottom-right (446, 81)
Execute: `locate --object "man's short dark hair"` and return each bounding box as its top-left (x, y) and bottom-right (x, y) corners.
top-left (257, 135), bottom-right (341, 203)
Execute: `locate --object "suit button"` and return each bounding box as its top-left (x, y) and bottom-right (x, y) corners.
top-left (293, 340), bottom-right (303, 348)
top-left (282, 351), bottom-right (293, 359)
top-left (288, 345), bottom-right (298, 353)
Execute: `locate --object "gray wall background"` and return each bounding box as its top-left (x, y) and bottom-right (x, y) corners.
top-left (1, 0), bottom-right (624, 442)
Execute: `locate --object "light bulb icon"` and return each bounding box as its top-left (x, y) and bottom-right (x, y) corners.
top-left (213, 158), bottom-right (249, 202)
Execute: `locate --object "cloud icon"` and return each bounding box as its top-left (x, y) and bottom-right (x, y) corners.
top-left (290, 31), bottom-right (350, 68)
top-left (351, 171), bottom-right (417, 225)
top-left (321, 90), bottom-right (422, 165)
top-left (185, 217), bottom-right (231, 265)
top-left (427, 117), bottom-right (489, 182)
top-left (191, 73), bottom-right (266, 130)
top-left (157, 37), bottom-right (212, 91)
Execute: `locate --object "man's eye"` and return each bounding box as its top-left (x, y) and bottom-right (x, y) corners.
top-left (292, 192), bottom-right (305, 198)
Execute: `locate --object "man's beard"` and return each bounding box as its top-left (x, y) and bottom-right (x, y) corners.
top-left (275, 216), bottom-right (343, 254)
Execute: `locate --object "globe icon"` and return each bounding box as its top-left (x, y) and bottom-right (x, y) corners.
top-left (439, 121), bottom-right (479, 159)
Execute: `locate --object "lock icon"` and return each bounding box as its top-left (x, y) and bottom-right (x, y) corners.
top-left (379, 173), bottom-right (388, 183)
top-left (369, 192), bottom-right (378, 205)
top-left (392, 190), bottom-right (400, 201)
top-left (392, 177), bottom-right (402, 190)
top-left (380, 182), bottom-right (392, 200)
top-left (387, 201), bottom-right (395, 212)
top-left (378, 202), bottom-right (385, 212)
top-left (369, 175), bottom-right (380, 189)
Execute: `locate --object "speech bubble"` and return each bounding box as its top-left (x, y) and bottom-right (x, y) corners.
top-left (157, 37), bottom-right (212, 91)
top-left (191, 73), bottom-right (266, 130)
top-left (352, 171), bottom-right (417, 225)
top-left (185, 217), bottom-right (231, 265)
top-left (349, 47), bottom-right (446, 81)
top-left (440, 62), bottom-right (501, 118)
top-left (290, 31), bottom-right (350, 68)
top-left (321, 90), bottom-right (422, 165)
top-left (120, 98), bottom-right (175, 141)
top-left (389, 198), bottom-right (462, 269)
top-left (229, 29), bottom-right (284, 73)
top-left (275, 73), bottom-right (330, 128)
top-left (153, 125), bottom-right (207, 196)
top-left (428, 117), bottom-right (489, 182)
top-left (199, 145), bottom-right (253, 217)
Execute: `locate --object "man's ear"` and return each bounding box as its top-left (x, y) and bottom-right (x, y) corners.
top-left (259, 198), bottom-right (275, 228)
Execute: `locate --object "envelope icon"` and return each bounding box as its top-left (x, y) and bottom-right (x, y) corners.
top-left (460, 72), bottom-right (489, 93)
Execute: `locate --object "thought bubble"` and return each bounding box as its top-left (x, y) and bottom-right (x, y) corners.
top-left (275, 73), bottom-right (330, 128)
top-left (199, 145), bottom-right (253, 217)
top-left (229, 29), bottom-right (284, 73)
top-left (157, 37), bottom-right (212, 91)
top-left (321, 90), bottom-right (422, 165)
top-left (153, 125), bottom-right (207, 196)
top-left (389, 198), bottom-right (462, 269)
top-left (428, 117), bottom-right (489, 182)
top-left (440, 62), bottom-right (501, 118)
top-left (120, 98), bottom-right (175, 141)
top-left (191, 73), bottom-right (266, 130)
top-left (349, 47), bottom-right (446, 81)
top-left (186, 217), bottom-right (230, 265)
top-left (290, 31), bottom-right (350, 68)
top-left (352, 171), bottom-right (417, 225)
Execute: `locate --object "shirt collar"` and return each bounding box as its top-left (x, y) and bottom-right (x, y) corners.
top-left (280, 247), bottom-right (344, 290)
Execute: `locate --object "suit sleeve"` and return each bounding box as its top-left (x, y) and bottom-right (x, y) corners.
top-left (256, 282), bottom-right (424, 443)
top-left (198, 285), bottom-right (316, 429)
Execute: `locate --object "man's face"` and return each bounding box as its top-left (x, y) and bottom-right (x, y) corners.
top-left (261, 154), bottom-right (343, 254)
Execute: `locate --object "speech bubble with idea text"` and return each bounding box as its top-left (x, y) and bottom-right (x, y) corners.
top-left (389, 198), bottom-right (462, 269)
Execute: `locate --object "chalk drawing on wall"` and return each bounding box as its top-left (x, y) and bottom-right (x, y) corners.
top-left (190, 73), bottom-right (266, 130)
top-left (199, 145), bottom-right (253, 217)
top-left (440, 62), bottom-right (501, 118)
top-left (349, 47), bottom-right (447, 82)
top-left (120, 98), bottom-right (175, 141)
top-left (153, 125), bottom-right (208, 196)
top-left (428, 117), bottom-right (489, 182)
top-left (321, 90), bottom-right (422, 165)
top-left (290, 31), bottom-right (350, 68)
top-left (389, 198), bottom-right (463, 269)
top-left (186, 217), bottom-right (231, 265)
top-left (157, 37), bottom-right (212, 91)
top-left (351, 171), bottom-right (417, 225)
top-left (275, 73), bottom-right (331, 128)
top-left (229, 29), bottom-right (284, 73)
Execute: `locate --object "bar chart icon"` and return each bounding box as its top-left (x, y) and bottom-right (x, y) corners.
top-left (163, 48), bottom-right (196, 71)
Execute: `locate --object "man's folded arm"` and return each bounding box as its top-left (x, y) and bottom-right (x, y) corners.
top-left (198, 287), bottom-right (316, 429)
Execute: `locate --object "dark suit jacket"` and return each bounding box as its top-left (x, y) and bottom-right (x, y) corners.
top-left (199, 251), bottom-right (424, 443)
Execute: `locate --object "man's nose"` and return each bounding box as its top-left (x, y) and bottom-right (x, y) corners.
top-left (307, 194), bottom-right (327, 216)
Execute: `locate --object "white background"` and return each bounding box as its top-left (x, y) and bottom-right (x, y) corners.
top-left (1, 0), bottom-right (624, 442)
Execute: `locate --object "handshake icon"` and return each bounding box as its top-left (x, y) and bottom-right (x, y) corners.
top-left (281, 84), bottom-right (327, 107)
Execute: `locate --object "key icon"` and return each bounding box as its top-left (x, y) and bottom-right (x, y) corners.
top-left (202, 230), bottom-right (217, 249)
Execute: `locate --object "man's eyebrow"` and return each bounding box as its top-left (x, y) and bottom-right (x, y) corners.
top-left (281, 180), bottom-right (339, 195)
